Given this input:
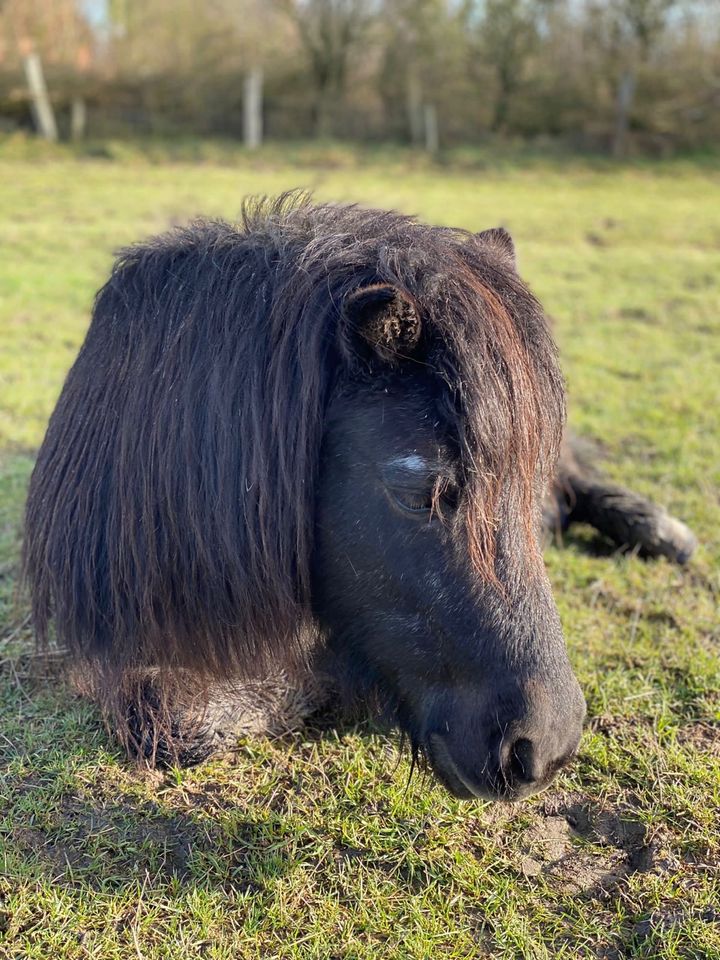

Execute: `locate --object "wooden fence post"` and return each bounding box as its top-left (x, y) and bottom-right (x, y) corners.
top-left (22, 52), bottom-right (58, 142)
top-left (71, 97), bottom-right (87, 140)
top-left (613, 70), bottom-right (637, 158)
top-left (243, 67), bottom-right (263, 150)
top-left (407, 69), bottom-right (423, 146)
top-left (424, 104), bottom-right (439, 155)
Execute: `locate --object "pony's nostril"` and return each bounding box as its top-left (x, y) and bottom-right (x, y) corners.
top-left (507, 737), bottom-right (537, 785)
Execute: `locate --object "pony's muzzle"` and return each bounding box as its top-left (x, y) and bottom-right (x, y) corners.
top-left (425, 677), bottom-right (586, 802)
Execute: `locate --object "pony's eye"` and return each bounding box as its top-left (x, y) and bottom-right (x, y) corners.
top-left (391, 480), bottom-right (459, 516)
top-left (394, 490), bottom-right (434, 513)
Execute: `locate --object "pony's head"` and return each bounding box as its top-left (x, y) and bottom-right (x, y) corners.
top-left (311, 222), bottom-right (585, 801)
top-left (24, 195), bottom-right (585, 799)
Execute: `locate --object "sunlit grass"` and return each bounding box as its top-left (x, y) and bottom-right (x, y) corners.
top-left (1, 141), bottom-right (718, 959)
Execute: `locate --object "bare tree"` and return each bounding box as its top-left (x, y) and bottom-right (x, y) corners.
top-left (468, 0), bottom-right (557, 133)
top-left (276, 0), bottom-right (375, 137)
top-left (620, 0), bottom-right (682, 60)
top-left (587, 0), bottom-right (682, 155)
top-left (382, 0), bottom-right (461, 147)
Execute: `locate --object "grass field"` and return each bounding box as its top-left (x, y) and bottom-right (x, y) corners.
top-left (0, 141), bottom-right (719, 960)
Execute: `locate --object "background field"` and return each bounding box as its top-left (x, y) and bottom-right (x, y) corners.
top-left (0, 145), bottom-right (719, 960)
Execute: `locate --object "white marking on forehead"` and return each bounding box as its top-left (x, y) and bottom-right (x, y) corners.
top-left (387, 455), bottom-right (429, 473)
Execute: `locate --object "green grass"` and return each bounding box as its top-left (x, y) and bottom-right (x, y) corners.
top-left (1, 140), bottom-right (719, 959)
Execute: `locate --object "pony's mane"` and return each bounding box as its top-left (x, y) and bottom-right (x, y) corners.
top-left (23, 191), bottom-right (564, 683)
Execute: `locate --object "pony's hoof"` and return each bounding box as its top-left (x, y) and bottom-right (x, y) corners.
top-left (122, 685), bottom-right (218, 768)
top-left (645, 513), bottom-right (698, 565)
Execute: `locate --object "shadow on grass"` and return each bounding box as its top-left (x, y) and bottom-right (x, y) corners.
top-left (548, 524), bottom-right (633, 560)
top-left (0, 661), bottom-right (396, 901)
top-left (4, 783), bottom-right (298, 897)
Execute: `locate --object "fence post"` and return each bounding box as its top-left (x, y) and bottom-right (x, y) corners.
top-left (23, 52), bottom-right (58, 142)
top-left (424, 104), bottom-right (439, 155)
top-left (71, 97), bottom-right (87, 140)
top-left (243, 67), bottom-right (263, 150)
top-left (407, 69), bottom-right (423, 146)
top-left (613, 70), bottom-right (636, 158)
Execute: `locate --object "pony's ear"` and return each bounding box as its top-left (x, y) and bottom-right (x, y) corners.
top-left (476, 227), bottom-right (516, 268)
top-left (343, 284), bottom-right (422, 364)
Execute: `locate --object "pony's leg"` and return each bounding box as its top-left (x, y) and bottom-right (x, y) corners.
top-left (546, 437), bottom-right (697, 565)
top-left (106, 667), bottom-right (331, 768)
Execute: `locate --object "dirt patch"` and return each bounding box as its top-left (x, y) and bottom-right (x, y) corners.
top-left (617, 306), bottom-right (654, 323)
top-left (10, 824), bottom-right (93, 877)
top-left (677, 722), bottom-right (720, 758)
top-left (517, 797), bottom-right (657, 896)
top-left (633, 906), bottom-right (720, 939)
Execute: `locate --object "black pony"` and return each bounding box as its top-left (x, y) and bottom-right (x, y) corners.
top-left (23, 194), bottom-right (694, 800)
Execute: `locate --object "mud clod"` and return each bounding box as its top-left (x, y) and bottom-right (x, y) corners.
top-left (518, 798), bottom-right (657, 895)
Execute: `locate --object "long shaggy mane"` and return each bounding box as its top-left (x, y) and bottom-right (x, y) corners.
top-left (23, 192), bottom-right (564, 691)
